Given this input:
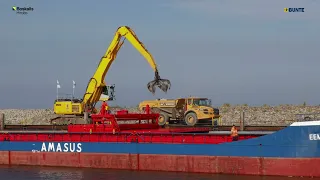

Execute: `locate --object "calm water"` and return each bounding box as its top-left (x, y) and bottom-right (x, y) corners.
top-left (0, 165), bottom-right (319, 180)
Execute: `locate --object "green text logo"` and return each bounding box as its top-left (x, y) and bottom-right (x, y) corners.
top-left (12, 6), bottom-right (34, 15)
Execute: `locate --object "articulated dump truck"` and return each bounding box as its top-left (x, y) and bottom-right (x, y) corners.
top-left (138, 97), bottom-right (220, 126)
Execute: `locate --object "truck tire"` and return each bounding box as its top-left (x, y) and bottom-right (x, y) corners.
top-left (184, 112), bottom-right (198, 126)
top-left (158, 113), bottom-right (169, 126)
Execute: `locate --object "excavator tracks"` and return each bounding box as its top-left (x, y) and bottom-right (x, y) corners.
top-left (50, 116), bottom-right (87, 125)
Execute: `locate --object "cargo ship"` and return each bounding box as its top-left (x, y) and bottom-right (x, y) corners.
top-left (0, 107), bottom-right (319, 178)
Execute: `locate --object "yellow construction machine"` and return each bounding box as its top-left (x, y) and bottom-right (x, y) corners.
top-left (138, 97), bottom-right (220, 126)
top-left (52, 26), bottom-right (171, 124)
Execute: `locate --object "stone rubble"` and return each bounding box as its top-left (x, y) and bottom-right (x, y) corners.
top-left (219, 104), bottom-right (320, 126)
top-left (1, 104), bottom-right (320, 126)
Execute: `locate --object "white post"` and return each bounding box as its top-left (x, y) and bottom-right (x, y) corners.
top-left (57, 80), bottom-right (61, 100)
top-left (72, 80), bottom-right (76, 99)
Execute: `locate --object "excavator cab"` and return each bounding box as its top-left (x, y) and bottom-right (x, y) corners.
top-left (100, 85), bottom-right (116, 101)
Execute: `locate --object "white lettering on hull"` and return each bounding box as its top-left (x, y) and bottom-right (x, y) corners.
top-left (40, 143), bottom-right (82, 152)
top-left (309, 134), bottom-right (320, 140)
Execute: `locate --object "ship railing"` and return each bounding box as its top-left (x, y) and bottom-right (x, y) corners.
top-left (55, 93), bottom-right (82, 103)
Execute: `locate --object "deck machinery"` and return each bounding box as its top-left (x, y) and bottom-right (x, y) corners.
top-left (68, 103), bottom-right (212, 134)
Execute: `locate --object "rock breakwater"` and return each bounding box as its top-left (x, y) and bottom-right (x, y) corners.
top-left (1, 104), bottom-right (320, 126)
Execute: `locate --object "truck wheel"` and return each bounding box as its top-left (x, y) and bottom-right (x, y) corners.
top-left (158, 113), bottom-right (169, 126)
top-left (185, 112), bottom-right (198, 126)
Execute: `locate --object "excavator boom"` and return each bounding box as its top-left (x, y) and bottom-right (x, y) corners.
top-left (82, 26), bottom-right (171, 111)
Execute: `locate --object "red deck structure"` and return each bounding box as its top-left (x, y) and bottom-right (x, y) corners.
top-left (67, 105), bottom-right (213, 134)
top-left (0, 104), bottom-right (264, 143)
top-left (0, 105), bottom-right (260, 143)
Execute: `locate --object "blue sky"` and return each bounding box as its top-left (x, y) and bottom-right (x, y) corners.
top-left (0, 0), bottom-right (319, 109)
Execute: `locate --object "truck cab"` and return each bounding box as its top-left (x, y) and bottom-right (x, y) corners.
top-left (182, 97), bottom-right (220, 126)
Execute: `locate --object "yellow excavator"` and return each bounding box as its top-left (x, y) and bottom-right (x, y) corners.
top-left (52, 26), bottom-right (171, 124)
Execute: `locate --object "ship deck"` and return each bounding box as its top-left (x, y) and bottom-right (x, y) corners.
top-left (209, 130), bottom-right (274, 135)
top-left (0, 130), bottom-right (275, 135)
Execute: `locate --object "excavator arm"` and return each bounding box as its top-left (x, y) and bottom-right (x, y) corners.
top-left (81, 26), bottom-right (171, 112)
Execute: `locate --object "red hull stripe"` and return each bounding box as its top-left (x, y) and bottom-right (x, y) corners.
top-left (0, 151), bottom-right (319, 177)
